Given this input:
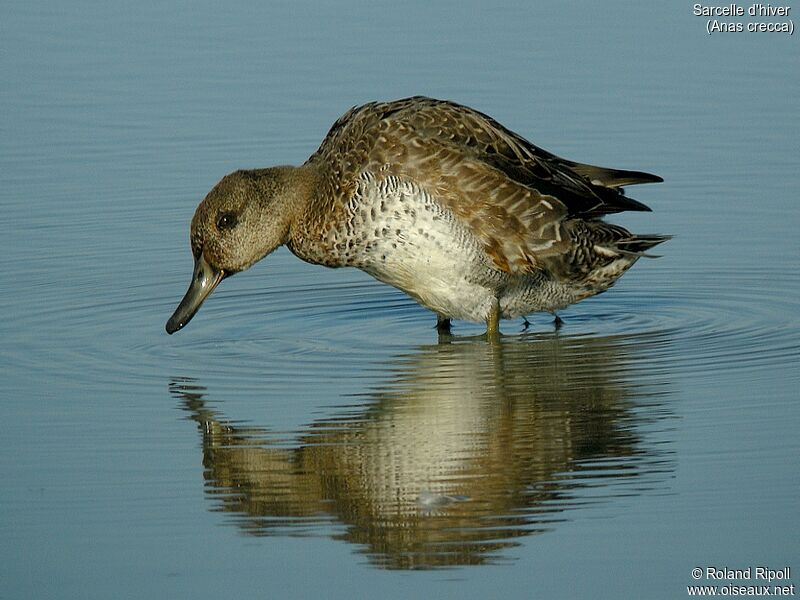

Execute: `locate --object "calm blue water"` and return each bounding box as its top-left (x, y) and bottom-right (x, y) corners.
top-left (2, 2), bottom-right (798, 598)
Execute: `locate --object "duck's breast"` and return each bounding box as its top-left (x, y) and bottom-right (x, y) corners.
top-left (334, 172), bottom-right (504, 322)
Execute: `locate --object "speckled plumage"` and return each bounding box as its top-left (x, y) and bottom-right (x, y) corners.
top-left (166, 96), bottom-right (668, 335)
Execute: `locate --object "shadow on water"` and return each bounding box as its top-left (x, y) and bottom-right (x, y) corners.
top-left (169, 331), bottom-right (674, 569)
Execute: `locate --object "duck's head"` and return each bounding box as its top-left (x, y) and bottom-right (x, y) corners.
top-left (166, 166), bottom-right (309, 334)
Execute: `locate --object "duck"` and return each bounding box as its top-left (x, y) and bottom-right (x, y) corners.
top-left (166, 96), bottom-right (668, 336)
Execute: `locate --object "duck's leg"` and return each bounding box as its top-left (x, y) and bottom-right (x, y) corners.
top-left (436, 315), bottom-right (452, 334)
top-left (486, 301), bottom-right (501, 337)
top-left (522, 316), bottom-right (531, 331)
top-left (552, 313), bottom-right (564, 330)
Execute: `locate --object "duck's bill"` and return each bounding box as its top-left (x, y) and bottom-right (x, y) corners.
top-left (165, 253), bottom-right (224, 334)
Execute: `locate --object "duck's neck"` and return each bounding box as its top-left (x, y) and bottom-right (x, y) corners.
top-left (256, 163), bottom-right (318, 218)
top-left (250, 163), bottom-right (319, 245)
top-left (283, 162), bottom-right (321, 238)
top-left (279, 162), bottom-right (345, 267)
top-left (281, 163), bottom-right (320, 214)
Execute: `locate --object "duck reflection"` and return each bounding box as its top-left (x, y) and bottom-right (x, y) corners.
top-left (171, 332), bottom-right (671, 569)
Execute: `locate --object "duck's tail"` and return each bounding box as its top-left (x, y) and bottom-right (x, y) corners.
top-left (564, 161), bottom-right (664, 189)
top-left (614, 234), bottom-right (672, 258)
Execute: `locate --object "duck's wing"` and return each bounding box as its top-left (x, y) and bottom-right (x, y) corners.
top-left (370, 96), bottom-right (661, 217)
top-left (310, 97), bottom-right (662, 213)
top-left (354, 125), bottom-right (583, 274)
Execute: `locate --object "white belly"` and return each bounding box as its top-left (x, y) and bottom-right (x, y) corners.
top-left (342, 174), bottom-right (503, 321)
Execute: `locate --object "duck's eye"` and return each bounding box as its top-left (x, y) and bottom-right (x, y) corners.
top-left (216, 212), bottom-right (238, 231)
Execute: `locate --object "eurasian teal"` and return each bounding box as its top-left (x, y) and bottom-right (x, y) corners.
top-left (166, 97), bottom-right (667, 335)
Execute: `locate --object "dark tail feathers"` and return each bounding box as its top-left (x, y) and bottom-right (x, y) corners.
top-left (616, 234), bottom-right (672, 257)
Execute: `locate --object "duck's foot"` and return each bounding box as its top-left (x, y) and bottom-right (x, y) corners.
top-left (522, 317), bottom-right (531, 331)
top-left (552, 313), bottom-right (564, 330)
top-left (436, 316), bottom-right (452, 334)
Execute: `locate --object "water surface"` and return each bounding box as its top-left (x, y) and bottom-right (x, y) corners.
top-left (2, 2), bottom-right (798, 598)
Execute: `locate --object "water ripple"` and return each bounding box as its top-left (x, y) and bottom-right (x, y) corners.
top-left (596, 264), bottom-right (800, 380)
top-left (3, 255), bottom-right (798, 390)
